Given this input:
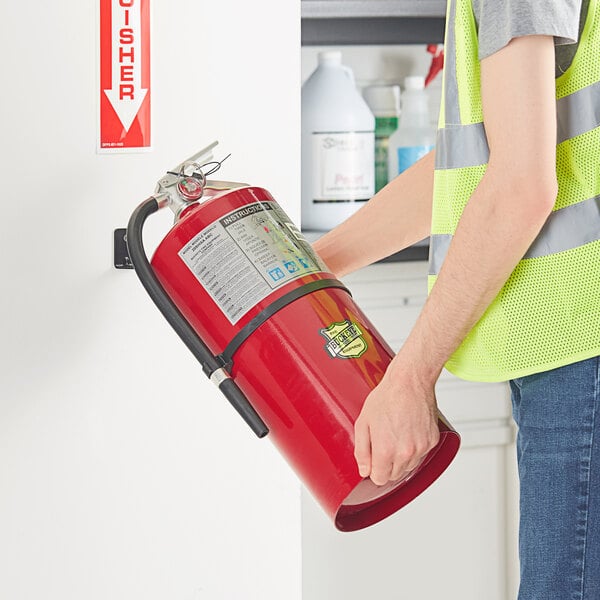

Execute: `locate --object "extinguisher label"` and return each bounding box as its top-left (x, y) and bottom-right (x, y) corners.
top-left (178, 202), bottom-right (328, 324)
top-left (320, 320), bottom-right (368, 359)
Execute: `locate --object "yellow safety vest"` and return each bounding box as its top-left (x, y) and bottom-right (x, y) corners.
top-left (430, 0), bottom-right (600, 381)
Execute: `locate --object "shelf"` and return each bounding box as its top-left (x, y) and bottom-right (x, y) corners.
top-left (304, 230), bottom-right (429, 263)
top-left (302, 0), bottom-right (446, 19)
top-left (379, 243), bottom-right (429, 263)
top-left (301, 0), bottom-right (446, 45)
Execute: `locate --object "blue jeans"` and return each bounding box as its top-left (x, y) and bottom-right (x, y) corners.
top-left (510, 356), bottom-right (600, 600)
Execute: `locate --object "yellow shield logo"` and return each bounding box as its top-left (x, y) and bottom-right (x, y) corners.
top-left (320, 320), bottom-right (368, 359)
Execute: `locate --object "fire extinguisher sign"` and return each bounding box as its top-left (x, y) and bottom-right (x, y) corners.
top-left (99, 0), bottom-right (151, 152)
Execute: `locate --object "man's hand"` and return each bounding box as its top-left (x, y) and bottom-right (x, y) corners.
top-left (354, 361), bottom-right (440, 486)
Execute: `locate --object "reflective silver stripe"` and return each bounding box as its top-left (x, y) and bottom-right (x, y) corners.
top-left (443, 0), bottom-right (461, 125)
top-left (557, 80), bottom-right (600, 143)
top-left (525, 194), bottom-right (600, 258)
top-left (428, 195), bottom-right (600, 275)
top-left (428, 233), bottom-right (453, 276)
top-left (437, 73), bottom-right (600, 171)
top-left (435, 123), bottom-right (489, 169)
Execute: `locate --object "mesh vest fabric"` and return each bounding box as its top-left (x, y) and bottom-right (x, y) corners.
top-left (429, 0), bottom-right (600, 382)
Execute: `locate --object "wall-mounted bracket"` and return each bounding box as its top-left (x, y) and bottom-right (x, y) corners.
top-left (114, 228), bottom-right (134, 269)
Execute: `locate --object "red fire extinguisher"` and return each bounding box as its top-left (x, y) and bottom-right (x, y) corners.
top-left (127, 143), bottom-right (460, 532)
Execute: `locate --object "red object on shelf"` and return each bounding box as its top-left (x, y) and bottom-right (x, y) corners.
top-left (425, 44), bottom-right (445, 87)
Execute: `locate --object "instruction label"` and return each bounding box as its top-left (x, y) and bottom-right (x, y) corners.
top-left (179, 202), bottom-right (328, 324)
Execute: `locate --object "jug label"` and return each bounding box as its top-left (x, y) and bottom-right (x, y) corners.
top-left (374, 116), bottom-right (398, 192)
top-left (311, 132), bottom-right (375, 202)
top-left (179, 201), bottom-right (327, 324)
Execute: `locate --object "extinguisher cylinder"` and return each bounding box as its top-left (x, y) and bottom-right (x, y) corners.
top-left (132, 181), bottom-right (460, 531)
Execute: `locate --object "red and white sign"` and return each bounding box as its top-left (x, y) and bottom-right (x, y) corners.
top-left (99, 0), bottom-right (151, 151)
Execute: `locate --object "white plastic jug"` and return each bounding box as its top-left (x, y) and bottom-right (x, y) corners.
top-left (301, 51), bottom-right (375, 231)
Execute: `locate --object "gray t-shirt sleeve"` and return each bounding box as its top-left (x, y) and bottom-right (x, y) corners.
top-left (472, 0), bottom-right (583, 61)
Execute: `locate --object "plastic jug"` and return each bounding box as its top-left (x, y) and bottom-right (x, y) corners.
top-left (301, 51), bottom-right (375, 231)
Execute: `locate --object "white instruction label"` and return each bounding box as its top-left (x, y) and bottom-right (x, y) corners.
top-left (178, 202), bottom-right (328, 324)
top-left (312, 131), bottom-right (375, 202)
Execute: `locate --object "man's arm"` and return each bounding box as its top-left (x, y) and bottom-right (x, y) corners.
top-left (355, 35), bottom-right (559, 485)
top-left (313, 149), bottom-right (435, 277)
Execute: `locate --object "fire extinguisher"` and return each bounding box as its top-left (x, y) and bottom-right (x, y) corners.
top-left (126, 142), bottom-right (460, 532)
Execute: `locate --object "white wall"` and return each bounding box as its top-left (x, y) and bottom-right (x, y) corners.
top-left (0, 2), bottom-right (301, 599)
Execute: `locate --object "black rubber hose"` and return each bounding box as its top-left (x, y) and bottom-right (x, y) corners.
top-left (126, 196), bottom-right (269, 438)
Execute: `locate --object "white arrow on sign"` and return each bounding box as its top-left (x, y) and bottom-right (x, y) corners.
top-left (103, 0), bottom-right (148, 132)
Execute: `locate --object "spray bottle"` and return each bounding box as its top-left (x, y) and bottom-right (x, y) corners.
top-left (387, 76), bottom-right (435, 181)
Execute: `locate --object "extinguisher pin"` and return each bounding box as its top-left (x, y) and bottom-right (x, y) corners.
top-left (199, 153), bottom-right (231, 177)
top-left (154, 142), bottom-right (233, 216)
top-left (181, 161), bottom-right (203, 177)
top-left (169, 141), bottom-right (219, 175)
top-left (165, 153), bottom-right (231, 184)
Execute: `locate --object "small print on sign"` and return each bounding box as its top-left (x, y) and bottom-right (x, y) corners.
top-left (99, 0), bottom-right (151, 152)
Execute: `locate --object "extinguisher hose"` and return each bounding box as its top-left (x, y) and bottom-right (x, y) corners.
top-left (127, 196), bottom-right (269, 438)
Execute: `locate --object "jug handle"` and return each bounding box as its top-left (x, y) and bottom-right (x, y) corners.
top-left (341, 65), bottom-right (356, 86)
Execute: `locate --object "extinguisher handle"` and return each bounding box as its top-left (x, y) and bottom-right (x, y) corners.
top-left (127, 196), bottom-right (269, 439)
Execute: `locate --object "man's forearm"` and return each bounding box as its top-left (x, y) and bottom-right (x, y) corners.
top-left (391, 35), bottom-right (559, 385)
top-left (390, 166), bottom-right (557, 385)
top-left (313, 150), bottom-right (435, 278)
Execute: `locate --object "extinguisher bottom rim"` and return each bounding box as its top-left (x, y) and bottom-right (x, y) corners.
top-left (334, 428), bottom-right (461, 533)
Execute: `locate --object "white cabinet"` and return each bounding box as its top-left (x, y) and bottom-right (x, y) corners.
top-left (302, 261), bottom-right (519, 600)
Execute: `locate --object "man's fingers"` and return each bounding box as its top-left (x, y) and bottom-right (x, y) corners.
top-left (390, 454), bottom-right (425, 482)
top-left (390, 463), bottom-right (411, 482)
top-left (359, 431), bottom-right (428, 486)
top-left (370, 438), bottom-right (396, 486)
top-left (370, 459), bottom-right (394, 486)
top-left (354, 420), bottom-right (372, 478)
top-left (389, 450), bottom-right (418, 482)
top-left (389, 431), bottom-right (440, 482)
